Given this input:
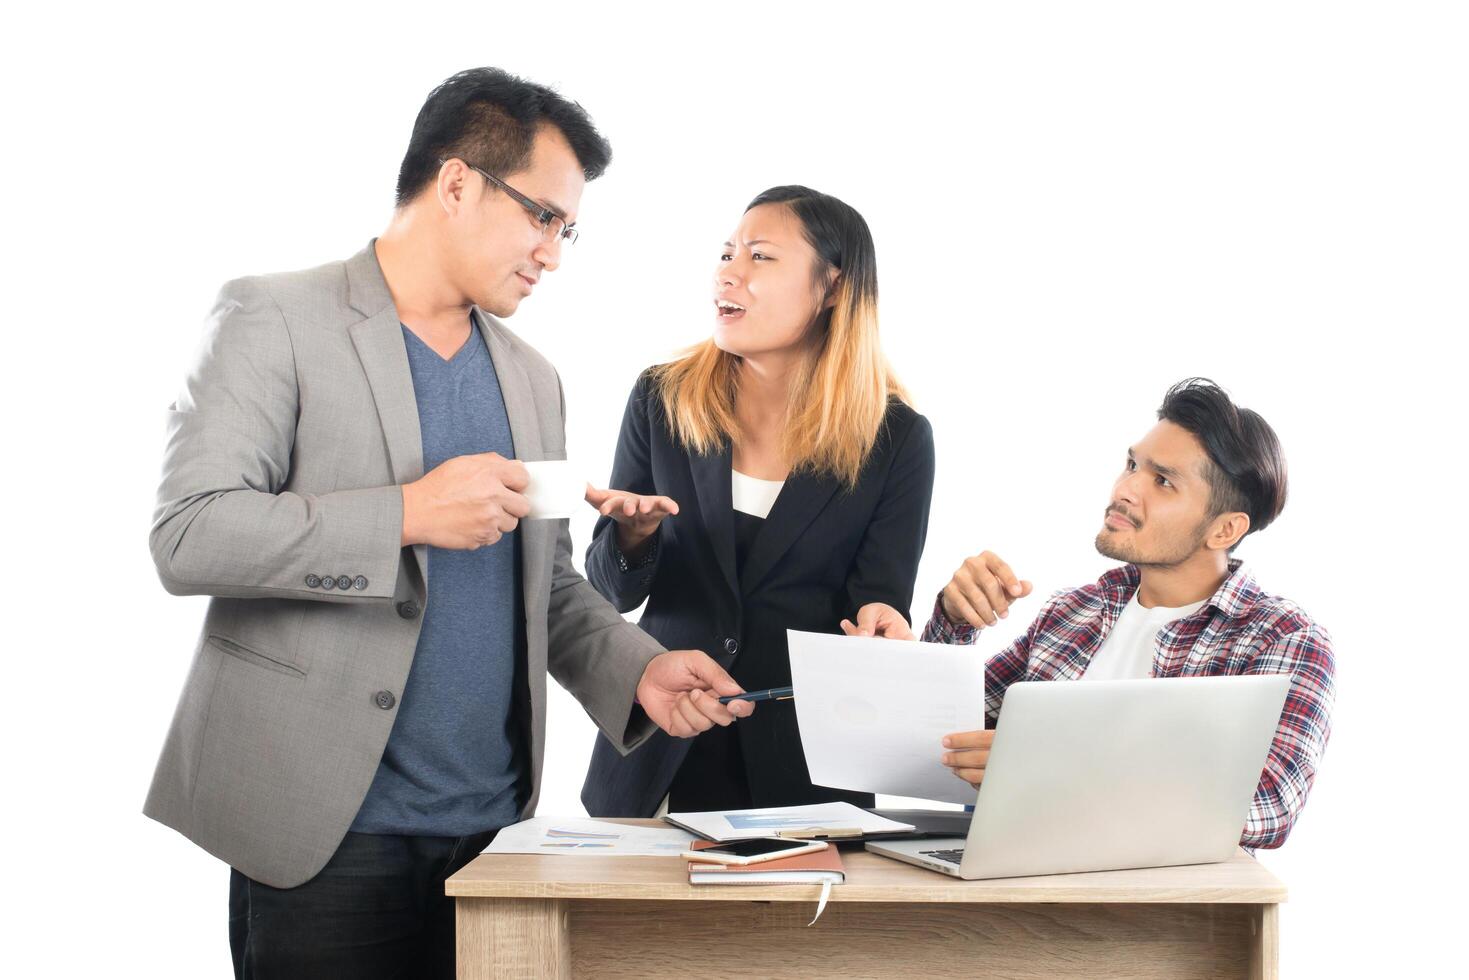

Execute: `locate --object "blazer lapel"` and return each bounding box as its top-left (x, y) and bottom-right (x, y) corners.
top-left (739, 469), bottom-right (841, 594)
top-left (688, 443), bottom-right (739, 601)
top-left (345, 243), bottom-right (429, 582)
top-left (476, 309), bottom-right (551, 625)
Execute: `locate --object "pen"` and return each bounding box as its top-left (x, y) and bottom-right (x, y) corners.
top-left (717, 686), bottom-right (794, 705)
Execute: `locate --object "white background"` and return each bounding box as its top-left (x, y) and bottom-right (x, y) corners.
top-left (3, 2), bottom-right (1464, 976)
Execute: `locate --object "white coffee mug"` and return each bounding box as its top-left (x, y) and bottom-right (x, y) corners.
top-left (522, 460), bottom-right (587, 520)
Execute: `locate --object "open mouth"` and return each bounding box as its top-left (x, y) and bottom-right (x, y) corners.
top-left (715, 299), bottom-right (747, 319)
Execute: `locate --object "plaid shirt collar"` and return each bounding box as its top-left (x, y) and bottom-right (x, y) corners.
top-left (1097, 558), bottom-right (1259, 621)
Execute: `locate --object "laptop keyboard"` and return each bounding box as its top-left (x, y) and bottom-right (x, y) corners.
top-left (920, 848), bottom-right (965, 865)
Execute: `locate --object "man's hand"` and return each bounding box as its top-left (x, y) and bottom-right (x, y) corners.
top-left (942, 729), bottom-right (994, 789)
top-left (637, 650), bottom-right (754, 738)
top-left (401, 453), bottom-right (530, 549)
top-left (585, 487), bottom-right (680, 560)
top-left (840, 603), bottom-right (915, 641)
top-left (941, 550), bottom-right (1034, 629)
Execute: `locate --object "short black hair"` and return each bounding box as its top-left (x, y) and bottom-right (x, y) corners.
top-left (395, 68), bottom-right (611, 206)
top-left (1157, 378), bottom-right (1288, 539)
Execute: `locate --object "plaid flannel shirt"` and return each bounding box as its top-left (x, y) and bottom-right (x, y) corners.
top-left (921, 560), bottom-right (1335, 849)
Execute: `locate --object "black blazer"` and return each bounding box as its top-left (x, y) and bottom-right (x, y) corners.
top-left (580, 371), bottom-right (935, 817)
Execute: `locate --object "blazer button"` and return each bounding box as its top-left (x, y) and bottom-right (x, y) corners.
top-left (374, 690), bottom-right (397, 710)
top-left (353, 575), bottom-right (369, 591)
top-left (321, 576), bottom-right (336, 590)
top-left (724, 637), bottom-right (739, 655)
top-left (305, 574), bottom-right (321, 588)
top-left (336, 575), bottom-right (353, 591)
top-left (396, 600), bottom-right (420, 620)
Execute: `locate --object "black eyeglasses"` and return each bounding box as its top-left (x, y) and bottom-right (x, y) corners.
top-left (441, 157), bottom-right (578, 245)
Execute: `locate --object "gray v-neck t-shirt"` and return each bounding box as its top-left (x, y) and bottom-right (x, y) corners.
top-left (351, 324), bottom-right (524, 836)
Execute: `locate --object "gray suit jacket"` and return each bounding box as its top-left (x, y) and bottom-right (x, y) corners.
top-left (145, 242), bottom-right (662, 888)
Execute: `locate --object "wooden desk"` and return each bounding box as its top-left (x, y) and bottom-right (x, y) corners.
top-left (447, 820), bottom-right (1285, 979)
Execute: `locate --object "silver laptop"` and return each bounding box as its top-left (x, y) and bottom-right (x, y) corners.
top-left (866, 675), bottom-right (1290, 879)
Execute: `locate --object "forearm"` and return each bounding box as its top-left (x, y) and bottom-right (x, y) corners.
top-left (551, 524), bottom-right (664, 750)
top-left (150, 484), bottom-right (403, 601)
top-left (584, 518), bottom-right (661, 613)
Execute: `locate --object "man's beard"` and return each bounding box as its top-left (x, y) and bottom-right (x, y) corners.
top-left (1094, 519), bottom-right (1209, 569)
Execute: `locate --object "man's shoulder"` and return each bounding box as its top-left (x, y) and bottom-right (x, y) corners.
top-left (214, 256), bottom-right (355, 325)
top-left (1233, 581), bottom-right (1331, 644)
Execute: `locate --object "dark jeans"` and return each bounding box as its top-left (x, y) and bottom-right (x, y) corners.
top-left (229, 829), bottom-right (498, 980)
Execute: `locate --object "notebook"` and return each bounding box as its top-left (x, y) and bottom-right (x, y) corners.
top-left (686, 840), bottom-right (846, 885)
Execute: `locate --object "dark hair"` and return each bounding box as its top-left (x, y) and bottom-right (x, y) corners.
top-left (394, 67), bottom-right (611, 206)
top-left (1158, 378), bottom-right (1288, 540)
top-left (745, 185), bottom-right (878, 306)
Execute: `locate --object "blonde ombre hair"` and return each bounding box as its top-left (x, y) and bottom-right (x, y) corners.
top-left (652, 186), bottom-right (909, 488)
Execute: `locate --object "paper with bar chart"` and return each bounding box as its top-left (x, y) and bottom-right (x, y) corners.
top-left (482, 817), bottom-right (695, 856)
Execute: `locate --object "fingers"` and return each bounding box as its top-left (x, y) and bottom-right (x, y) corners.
top-left (492, 457), bottom-right (529, 492)
top-left (670, 689), bottom-right (737, 735)
top-left (954, 769), bottom-right (986, 789)
top-left (942, 730), bottom-right (994, 751)
top-left (722, 698), bottom-right (755, 719)
top-left (839, 618), bottom-right (859, 636)
top-left (988, 553), bottom-right (1025, 600)
top-left (673, 692), bottom-right (712, 734)
top-left (942, 749), bottom-right (990, 771)
top-left (942, 730), bottom-right (992, 788)
top-left (584, 485), bottom-right (611, 506)
top-left (500, 492), bottom-right (531, 520)
top-left (881, 618), bottom-right (916, 641)
top-left (946, 552), bottom-right (1031, 628)
top-left (683, 651), bottom-right (744, 698)
top-left (960, 554), bottom-right (1008, 623)
top-left (943, 582), bottom-right (990, 629)
top-left (688, 688), bottom-right (737, 726)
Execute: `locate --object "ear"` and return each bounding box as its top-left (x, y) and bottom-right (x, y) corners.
top-left (435, 158), bottom-right (474, 217)
top-left (1205, 511), bottom-right (1251, 552)
top-left (822, 272), bottom-right (841, 310)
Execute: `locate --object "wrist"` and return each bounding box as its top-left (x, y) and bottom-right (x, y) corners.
top-left (616, 524), bottom-right (653, 559)
top-left (400, 481), bottom-right (422, 547)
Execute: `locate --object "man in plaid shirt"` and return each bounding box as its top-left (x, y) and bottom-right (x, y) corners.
top-left (846, 379), bottom-right (1334, 849)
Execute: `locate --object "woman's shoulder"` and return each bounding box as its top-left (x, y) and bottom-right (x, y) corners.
top-left (626, 365), bottom-right (675, 430)
top-left (881, 396), bottom-right (931, 444)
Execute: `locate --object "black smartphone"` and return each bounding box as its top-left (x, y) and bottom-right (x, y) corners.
top-left (681, 837), bottom-right (829, 865)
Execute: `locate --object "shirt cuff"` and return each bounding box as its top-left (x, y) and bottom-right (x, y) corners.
top-left (614, 529), bottom-right (659, 573)
top-left (920, 591), bottom-right (979, 645)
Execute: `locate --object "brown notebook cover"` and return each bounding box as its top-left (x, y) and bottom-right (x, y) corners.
top-left (687, 840), bottom-right (846, 880)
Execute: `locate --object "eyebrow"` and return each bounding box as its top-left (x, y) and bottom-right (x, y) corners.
top-left (722, 239), bottom-right (779, 248)
top-left (539, 198), bottom-right (572, 223)
top-left (1129, 448), bottom-right (1183, 482)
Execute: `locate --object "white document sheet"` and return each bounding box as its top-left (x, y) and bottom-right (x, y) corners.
top-left (787, 629), bottom-right (987, 806)
top-left (664, 801), bottom-right (914, 842)
top-left (482, 817), bottom-right (694, 856)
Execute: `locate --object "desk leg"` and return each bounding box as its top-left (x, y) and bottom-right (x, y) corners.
top-left (456, 897), bottom-right (569, 980)
top-left (1249, 903), bottom-right (1279, 980)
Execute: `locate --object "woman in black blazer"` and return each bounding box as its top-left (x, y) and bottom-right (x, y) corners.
top-left (580, 186), bottom-right (935, 817)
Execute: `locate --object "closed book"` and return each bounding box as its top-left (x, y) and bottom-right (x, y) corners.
top-left (687, 840), bottom-right (846, 885)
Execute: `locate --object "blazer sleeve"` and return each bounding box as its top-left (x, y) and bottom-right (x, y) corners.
top-left (842, 411), bottom-right (937, 623)
top-left (545, 370), bottom-right (664, 753)
top-left (584, 373), bottom-right (666, 613)
top-left (148, 277), bottom-right (402, 602)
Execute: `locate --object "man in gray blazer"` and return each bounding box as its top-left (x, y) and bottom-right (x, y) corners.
top-left (146, 68), bottom-right (753, 979)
